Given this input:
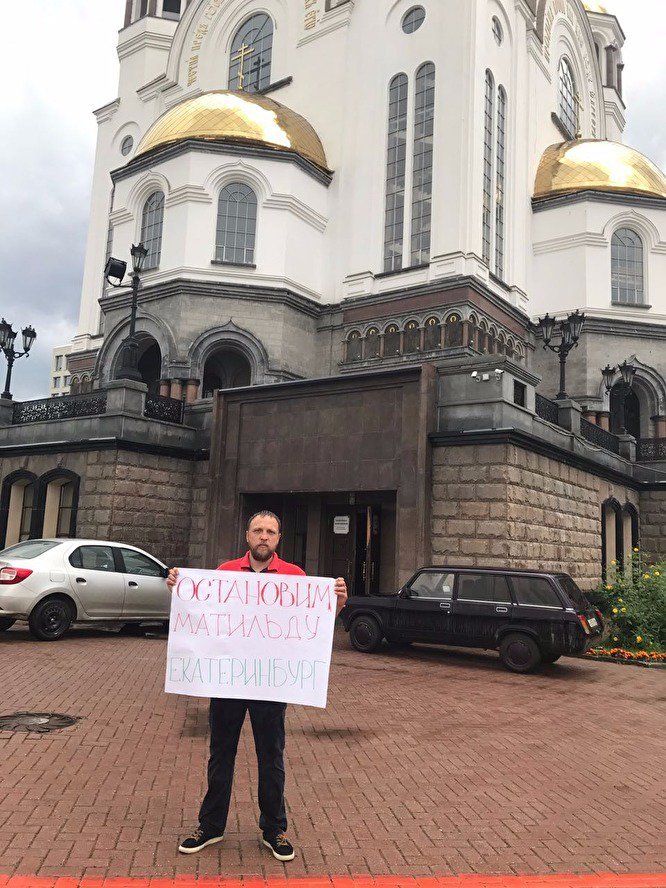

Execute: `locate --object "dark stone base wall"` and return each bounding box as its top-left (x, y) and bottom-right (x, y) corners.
top-left (431, 443), bottom-right (640, 589)
top-left (0, 449), bottom-right (205, 569)
top-left (639, 490), bottom-right (666, 562)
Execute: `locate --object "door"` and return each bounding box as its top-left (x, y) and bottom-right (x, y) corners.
top-left (450, 572), bottom-right (514, 645)
top-left (390, 570), bottom-right (456, 642)
top-left (355, 506), bottom-right (381, 596)
top-left (67, 544), bottom-right (125, 617)
top-left (323, 507), bottom-right (356, 590)
top-left (118, 548), bottom-right (170, 618)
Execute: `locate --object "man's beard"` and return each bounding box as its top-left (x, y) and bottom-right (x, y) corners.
top-left (250, 543), bottom-right (274, 563)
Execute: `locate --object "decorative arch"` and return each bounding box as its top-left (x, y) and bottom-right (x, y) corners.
top-left (204, 161), bottom-right (272, 203)
top-left (188, 321), bottom-right (270, 384)
top-left (96, 311), bottom-right (177, 387)
top-left (383, 323), bottom-right (401, 356)
top-left (597, 358), bottom-right (666, 419)
top-left (403, 319), bottom-right (421, 354)
top-left (365, 326), bottom-right (381, 359)
top-left (345, 330), bottom-right (363, 362)
top-left (0, 470), bottom-right (38, 549)
top-left (622, 502), bottom-right (640, 555)
top-left (126, 171), bottom-right (171, 225)
top-left (424, 315), bottom-right (441, 351)
top-left (602, 210), bottom-right (662, 251)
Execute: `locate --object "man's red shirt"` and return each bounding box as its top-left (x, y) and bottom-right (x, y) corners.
top-left (217, 551), bottom-right (305, 576)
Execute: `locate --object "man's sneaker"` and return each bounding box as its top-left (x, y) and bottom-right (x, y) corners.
top-left (262, 832), bottom-right (295, 861)
top-left (178, 826), bottom-right (224, 854)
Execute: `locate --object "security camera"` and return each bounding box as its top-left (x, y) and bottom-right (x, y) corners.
top-left (494, 368), bottom-right (504, 378)
top-left (471, 371), bottom-right (478, 378)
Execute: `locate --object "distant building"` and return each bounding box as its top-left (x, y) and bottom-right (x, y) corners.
top-left (50, 346), bottom-right (72, 397)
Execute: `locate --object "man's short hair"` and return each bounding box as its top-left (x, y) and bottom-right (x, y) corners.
top-left (247, 510), bottom-right (282, 532)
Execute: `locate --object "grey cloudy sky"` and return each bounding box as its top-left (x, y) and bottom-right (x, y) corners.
top-left (0, 0), bottom-right (664, 401)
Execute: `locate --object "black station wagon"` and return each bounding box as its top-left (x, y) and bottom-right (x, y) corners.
top-left (340, 567), bottom-right (605, 673)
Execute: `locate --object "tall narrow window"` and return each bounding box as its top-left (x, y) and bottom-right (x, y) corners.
top-left (141, 191), bottom-right (165, 269)
top-left (482, 70), bottom-right (494, 265)
top-left (558, 58), bottom-right (578, 138)
top-left (611, 228), bottom-right (644, 305)
top-left (495, 86), bottom-right (506, 279)
top-left (384, 74), bottom-right (409, 272)
top-left (228, 14), bottom-right (273, 93)
top-left (366, 328), bottom-right (380, 358)
top-left (346, 331), bottom-right (362, 362)
top-left (411, 63), bottom-right (435, 266)
top-left (216, 183), bottom-right (257, 265)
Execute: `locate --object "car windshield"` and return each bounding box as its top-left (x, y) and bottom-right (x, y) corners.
top-left (557, 574), bottom-right (592, 612)
top-left (0, 540), bottom-right (62, 560)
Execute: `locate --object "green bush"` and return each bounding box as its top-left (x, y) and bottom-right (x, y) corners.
top-left (588, 550), bottom-right (666, 651)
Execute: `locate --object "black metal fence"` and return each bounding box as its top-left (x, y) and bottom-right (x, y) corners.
top-left (534, 392), bottom-right (559, 425)
top-left (12, 392), bottom-right (108, 425)
top-left (144, 394), bottom-right (184, 424)
top-left (580, 418), bottom-right (620, 455)
top-left (637, 438), bottom-right (666, 462)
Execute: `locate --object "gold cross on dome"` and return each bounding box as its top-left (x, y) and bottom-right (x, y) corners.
top-left (232, 42), bottom-right (255, 90)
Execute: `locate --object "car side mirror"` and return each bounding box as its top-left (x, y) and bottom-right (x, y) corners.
top-left (162, 566), bottom-right (171, 579)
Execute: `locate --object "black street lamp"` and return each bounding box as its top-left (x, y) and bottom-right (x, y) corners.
top-left (602, 360), bottom-right (637, 434)
top-left (536, 310), bottom-right (585, 400)
top-left (0, 318), bottom-right (37, 400)
top-left (104, 243), bottom-right (149, 381)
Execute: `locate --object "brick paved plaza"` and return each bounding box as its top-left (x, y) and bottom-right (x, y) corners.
top-left (0, 625), bottom-right (664, 886)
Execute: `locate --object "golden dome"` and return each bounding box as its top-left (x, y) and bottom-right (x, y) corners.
top-left (582, 1), bottom-right (609, 13)
top-left (135, 90), bottom-right (329, 171)
top-left (534, 140), bottom-right (666, 201)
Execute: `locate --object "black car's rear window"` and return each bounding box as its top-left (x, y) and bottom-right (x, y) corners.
top-left (556, 575), bottom-right (592, 612)
top-left (511, 576), bottom-right (563, 608)
top-left (0, 540), bottom-right (62, 560)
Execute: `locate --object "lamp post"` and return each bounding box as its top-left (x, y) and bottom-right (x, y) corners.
top-left (0, 318), bottom-right (37, 400)
top-left (536, 310), bottom-right (585, 400)
top-left (602, 360), bottom-right (637, 435)
top-left (104, 243), bottom-right (149, 381)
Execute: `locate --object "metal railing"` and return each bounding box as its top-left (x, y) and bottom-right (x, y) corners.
top-left (144, 394), bottom-right (184, 424)
top-left (534, 392), bottom-right (560, 425)
top-left (580, 418), bottom-right (620, 455)
top-left (12, 392), bottom-right (108, 425)
top-left (637, 438), bottom-right (666, 462)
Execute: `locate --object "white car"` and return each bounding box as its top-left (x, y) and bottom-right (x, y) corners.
top-left (0, 538), bottom-right (171, 641)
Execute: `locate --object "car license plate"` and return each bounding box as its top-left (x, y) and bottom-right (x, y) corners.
top-left (588, 616), bottom-right (599, 629)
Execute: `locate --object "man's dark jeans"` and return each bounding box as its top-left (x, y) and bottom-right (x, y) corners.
top-left (198, 698), bottom-right (288, 838)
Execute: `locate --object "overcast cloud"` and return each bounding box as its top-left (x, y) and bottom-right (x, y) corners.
top-left (0, 0), bottom-right (664, 400)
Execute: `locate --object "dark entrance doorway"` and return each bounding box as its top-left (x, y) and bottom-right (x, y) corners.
top-left (236, 492), bottom-right (395, 596)
top-left (321, 506), bottom-right (381, 597)
top-left (610, 383), bottom-right (640, 438)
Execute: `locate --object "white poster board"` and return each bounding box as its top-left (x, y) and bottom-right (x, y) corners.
top-left (164, 569), bottom-right (336, 708)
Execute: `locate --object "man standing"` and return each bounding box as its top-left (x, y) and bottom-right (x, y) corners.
top-left (167, 510), bottom-right (348, 862)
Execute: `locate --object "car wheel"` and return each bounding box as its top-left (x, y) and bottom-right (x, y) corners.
top-left (542, 652), bottom-right (561, 664)
top-left (499, 633), bottom-right (542, 673)
top-left (0, 617), bottom-right (16, 631)
top-left (28, 598), bottom-right (73, 641)
top-left (349, 615), bottom-right (383, 653)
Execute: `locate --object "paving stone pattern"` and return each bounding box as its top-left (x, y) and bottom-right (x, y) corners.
top-left (0, 626), bottom-right (664, 883)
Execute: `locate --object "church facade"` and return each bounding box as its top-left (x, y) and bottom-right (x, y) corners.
top-left (2, 0), bottom-right (666, 595)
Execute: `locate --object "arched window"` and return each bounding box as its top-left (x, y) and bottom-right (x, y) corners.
top-left (411, 62), bottom-right (435, 266)
top-left (601, 498), bottom-right (624, 576)
top-left (346, 331), bottom-right (363, 362)
top-left (611, 228), bottom-right (644, 305)
top-left (404, 320), bottom-right (421, 354)
top-left (216, 183), bottom-right (257, 265)
top-left (495, 86), bottom-right (506, 279)
top-left (40, 473), bottom-right (80, 539)
top-left (70, 377), bottom-right (80, 395)
top-left (424, 317), bottom-right (441, 351)
top-left (384, 324), bottom-right (401, 356)
top-left (444, 314), bottom-right (463, 348)
top-left (610, 382), bottom-right (641, 438)
top-left (228, 13), bottom-right (273, 93)
top-left (558, 58), bottom-right (578, 138)
top-left (482, 70), bottom-right (494, 264)
top-left (469, 316), bottom-right (479, 350)
top-left (0, 473), bottom-right (37, 548)
top-left (384, 74), bottom-right (409, 272)
top-left (366, 327), bottom-right (380, 359)
top-left (141, 191), bottom-right (165, 269)
top-left (202, 348), bottom-right (252, 398)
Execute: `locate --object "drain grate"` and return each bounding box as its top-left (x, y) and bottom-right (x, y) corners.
top-left (0, 712), bottom-right (79, 733)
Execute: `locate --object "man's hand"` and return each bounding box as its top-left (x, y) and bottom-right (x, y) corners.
top-left (166, 567), bottom-right (179, 590)
top-left (334, 577), bottom-right (348, 616)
